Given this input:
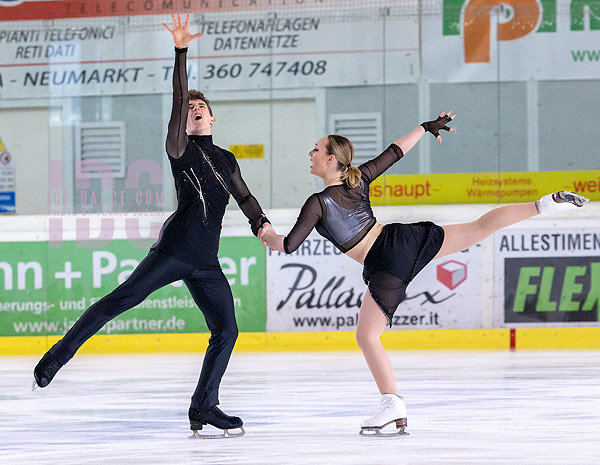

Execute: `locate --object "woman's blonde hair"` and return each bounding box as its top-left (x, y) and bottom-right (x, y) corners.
top-left (326, 135), bottom-right (361, 188)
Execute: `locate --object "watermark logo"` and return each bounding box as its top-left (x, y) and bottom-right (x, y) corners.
top-left (48, 158), bottom-right (165, 249)
top-left (443, 0), bottom-right (600, 63)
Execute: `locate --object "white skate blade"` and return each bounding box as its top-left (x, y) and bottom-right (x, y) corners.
top-left (31, 380), bottom-right (38, 392)
top-left (189, 426), bottom-right (245, 439)
top-left (360, 419), bottom-right (408, 437)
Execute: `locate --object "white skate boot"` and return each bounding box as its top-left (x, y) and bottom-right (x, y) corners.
top-left (360, 394), bottom-right (408, 437)
top-left (536, 191), bottom-right (589, 216)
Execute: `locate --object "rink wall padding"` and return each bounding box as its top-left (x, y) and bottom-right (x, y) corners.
top-left (514, 327), bottom-right (600, 350)
top-left (0, 208), bottom-right (599, 355)
top-left (2, 327), bottom-right (600, 355)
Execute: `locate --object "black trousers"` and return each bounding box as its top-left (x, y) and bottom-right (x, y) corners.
top-left (48, 249), bottom-right (238, 411)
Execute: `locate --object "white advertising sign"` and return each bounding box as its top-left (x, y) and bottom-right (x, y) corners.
top-left (267, 233), bottom-right (484, 332)
top-left (0, 11), bottom-right (419, 98)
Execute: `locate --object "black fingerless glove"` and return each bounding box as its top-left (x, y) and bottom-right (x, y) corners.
top-left (250, 214), bottom-right (270, 237)
top-left (421, 114), bottom-right (453, 138)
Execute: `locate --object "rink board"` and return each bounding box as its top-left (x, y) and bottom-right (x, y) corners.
top-left (1, 207), bottom-right (599, 355)
top-left (2, 327), bottom-right (600, 356)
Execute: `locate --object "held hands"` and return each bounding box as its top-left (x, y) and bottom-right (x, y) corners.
top-left (258, 222), bottom-right (273, 246)
top-left (163, 13), bottom-right (203, 49)
top-left (258, 223), bottom-right (285, 253)
top-left (421, 110), bottom-right (457, 144)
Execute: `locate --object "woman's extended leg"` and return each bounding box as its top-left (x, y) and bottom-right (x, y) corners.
top-left (356, 290), bottom-right (397, 395)
top-left (434, 202), bottom-right (538, 260)
top-left (435, 190), bottom-right (590, 260)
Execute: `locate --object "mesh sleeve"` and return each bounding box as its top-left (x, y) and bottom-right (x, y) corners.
top-left (229, 161), bottom-right (270, 236)
top-left (283, 194), bottom-right (322, 254)
top-left (358, 143), bottom-right (404, 184)
top-left (165, 47), bottom-right (189, 159)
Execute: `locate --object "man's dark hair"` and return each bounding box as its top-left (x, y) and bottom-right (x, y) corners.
top-left (188, 89), bottom-right (213, 116)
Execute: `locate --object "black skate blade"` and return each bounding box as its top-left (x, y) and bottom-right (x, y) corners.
top-left (189, 429), bottom-right (225, 439)
top-left (224, 427), bottom-right (245, 438)
top-left (189, 426), bottom-right (245, 439)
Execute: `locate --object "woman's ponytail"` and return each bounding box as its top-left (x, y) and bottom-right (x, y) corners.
top-left (326, 135), bottom-right (362, 188)
top-left (340, 165), bottom-right (361, 188)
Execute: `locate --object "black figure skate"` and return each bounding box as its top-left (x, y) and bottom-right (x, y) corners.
top-left (188, 406), bottom-right (245, 439)
top-left (32, 351), bottom-right (63, 391)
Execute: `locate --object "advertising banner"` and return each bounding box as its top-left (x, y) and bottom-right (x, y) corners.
top-left (0, 1), bottom-right (419, 98)
top-left (0, 236), bottom-right (266, 336)
top-left (423, 0), bottom-right (600, 82)
top-left (2, 0), bottom-right (598, 93)
top-left (495, 228), bottom-right (600, 325)
top-left (266, 233), bottom-right (484, 332)
top-left (0, 0), bottom-right (404, 20)
top-left (369, 169), bottom-right (600, 206)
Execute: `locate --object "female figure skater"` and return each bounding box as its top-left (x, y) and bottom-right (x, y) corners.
top-left (259, 112), bottom-right (588, 435)
top-left (33, 14), bottom-right (270, 439)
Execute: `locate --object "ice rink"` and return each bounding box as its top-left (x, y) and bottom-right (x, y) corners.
top-left (1, 351), bottom-right (599, 465)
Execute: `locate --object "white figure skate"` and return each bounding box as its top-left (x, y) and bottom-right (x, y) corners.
top-left (536, 191), bottom-right (589, 216)
top-left (360, 394), bottom-right (408, 437)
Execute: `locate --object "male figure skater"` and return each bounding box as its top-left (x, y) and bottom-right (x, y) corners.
top-left (33, 13), bottom-right (270, 438)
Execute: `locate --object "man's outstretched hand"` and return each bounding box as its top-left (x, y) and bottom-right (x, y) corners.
top-left (163, 12), bottom-right (203, 49)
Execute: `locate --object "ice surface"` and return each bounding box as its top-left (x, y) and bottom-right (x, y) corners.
top-left (1, 351), bottom-right (599, 465)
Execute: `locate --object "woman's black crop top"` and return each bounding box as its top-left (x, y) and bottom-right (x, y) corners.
top-left (283, 143), bottom-right (404, 254)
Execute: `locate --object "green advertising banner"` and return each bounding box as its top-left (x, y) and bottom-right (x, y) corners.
top-left (0, 237), bottom-right (266, 337)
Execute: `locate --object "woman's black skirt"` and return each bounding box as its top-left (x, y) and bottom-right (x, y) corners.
top-left (362, 221), bottom-right (445, 326)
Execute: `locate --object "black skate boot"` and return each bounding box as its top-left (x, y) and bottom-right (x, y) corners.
top-left (188, 406), bottom-right (245, 439)
top-left (32, 351), bottom-right (63, 391)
